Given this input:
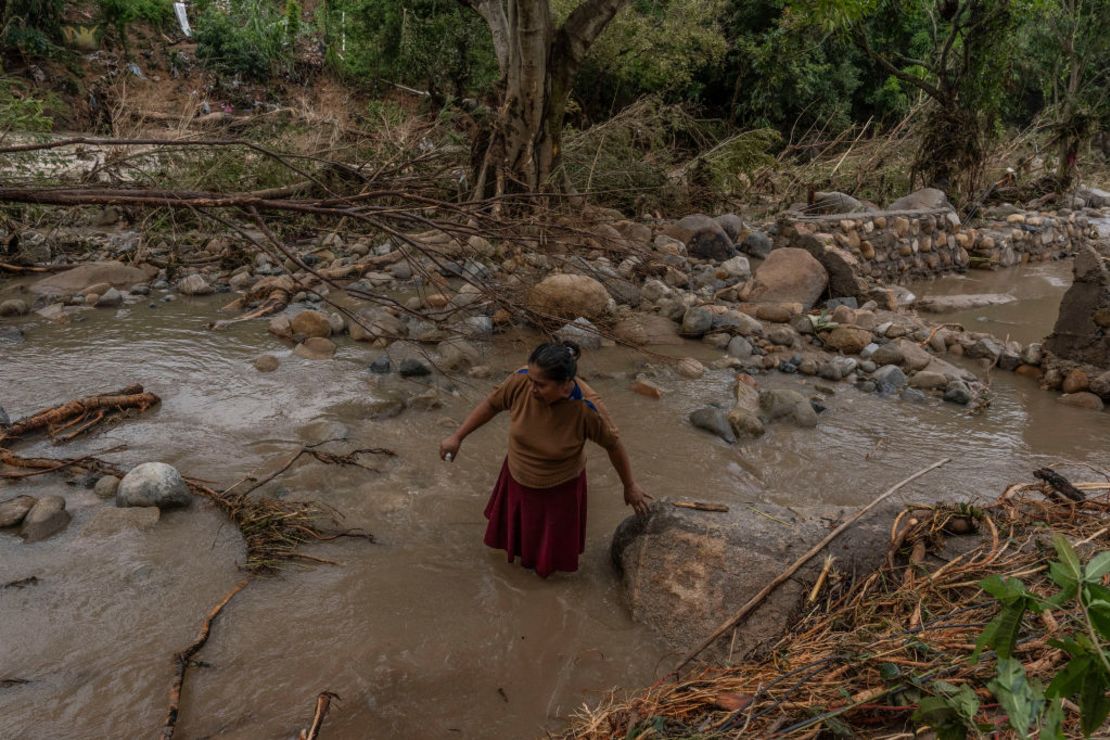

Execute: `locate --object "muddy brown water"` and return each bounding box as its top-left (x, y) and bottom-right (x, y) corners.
top-left (1, 274), bottom-right (1109, 739)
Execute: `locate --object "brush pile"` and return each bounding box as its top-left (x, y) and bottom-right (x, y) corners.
top-left (565, 478), bottom-right (1110, 738)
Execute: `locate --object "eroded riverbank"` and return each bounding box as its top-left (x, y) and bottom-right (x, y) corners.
top-left (2, 281), bottom-right (1109, 737)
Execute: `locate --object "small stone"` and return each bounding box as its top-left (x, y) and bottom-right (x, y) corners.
top-left (268, 315), bottom-right (293, 339)
top-left (1058, 392), bottom-right (1104, 411)
top-left (294, 337), bottom-right (337, 360)
top-left (290, 310), bottom-right (332, 339)
top-left (1062, 369), bottom-right (1089, 394)
top-left (1090, 371), bottom-right (1110, 400)
top-left (469, 365), bottom-right (493, 379)
top-left (20, 496), bottom-right (71, 542)
top-left (95, 287), bottom-right (123, 307)
top-left (117, 462), bottom-right (192, 509)
top-left (399, 358), bottom-right (432, 377)
top-left (943, 381), bottom-right (973, 405)
top-left (720, 255), bottom-right (751, 279)
top-left (822, 326), bottom-right (873, 355)
top-left (900, 389), bottom-right (928, 403)
top-left (873, 365), bottom-right (907, 393)
top-left (703, 332), bottom-right (731, 349)
top-left (1014, 364), bottom-right (1044, 380)
top-left (254, 354), bottom-right (280, 372)
top-left (0, 299), bottom-right (29, 316)
top-left (631, 378), bottom-right (665, 399)
top-left (0, 495), bottom-right (36, 527)
top-left (93, 475), bottom-right (121, 499)
top-left (681, 306), bottom-right (714, 337)
top-left (438, 338), bottom-right (481, 371)
top-left (727, 336), bottom-right (753, 359)
top-left (966, 337), bottom-right (1004, 361)
top-left (871, 343), bottom-right (905, 366)
top-left (909, 371), bottom-right (948, 390)
top-left (555, 317), bottom-right (602, 350)
top-left (369, 355), bottom-right (392, 374)
top-left (676, 358), bottom-right (705, 379)
top-left (689, 407), bottom-right (736, 443)
top-left (177, 274), bottom-right (213, 295)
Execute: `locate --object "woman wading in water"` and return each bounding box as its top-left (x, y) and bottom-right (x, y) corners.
top-left (439, 341), bottom-right (650, 577)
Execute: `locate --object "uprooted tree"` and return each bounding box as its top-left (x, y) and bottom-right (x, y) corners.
top-left (460, 0), bottom-right (630, 198)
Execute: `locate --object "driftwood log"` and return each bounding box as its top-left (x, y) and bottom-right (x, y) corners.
top-left (0, 385), bottom-right (160, 447)
top-left (298, 692), bottom-right (340, 740)
top-left (1033, 467), bottom-right (1086, 503)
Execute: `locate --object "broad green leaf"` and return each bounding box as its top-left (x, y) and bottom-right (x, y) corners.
top-left (1053, 535), bottom-right (1083, 583)
top-left (1049, 561), bottom-right (1079, 594)
top-left (994, 602), bottom-right (1028, 659)
top-left (983, 575), bottom-right (1027, 603)
top-left (1086, 582), bottom-right (1110, 604)
top-left (1086, 551), bottom-right (1110, 582)
top-left (1046, 654), bottom-right (1093, 698)
top-left (1038, 697), bottom-right (1064, 740)
top-left (1087, 600), bottom-right (1110, 641)
top-left (1079, 669), bottom-right (1110, 736)
top-left (990, 658), bottom-right (1044, 740)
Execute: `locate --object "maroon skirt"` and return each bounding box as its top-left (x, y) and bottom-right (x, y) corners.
top-left (483, 459), bottom-right (588, 578)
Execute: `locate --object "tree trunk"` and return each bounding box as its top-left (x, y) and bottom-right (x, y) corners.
top-left (467, 0), bottom-right (629, 199)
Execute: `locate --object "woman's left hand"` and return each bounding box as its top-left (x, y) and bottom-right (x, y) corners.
top-left (624, 483), bottom-right (652, 517)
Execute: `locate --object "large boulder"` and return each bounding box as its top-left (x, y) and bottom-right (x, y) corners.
top-left (1044, 241), bottom-right (1110, 369)
top-left (116, 462), bottom-right (192, 509)
top-left (745, 248), bottom-right (829, 309)
top-left (20, 495), bottom-right (71, 542)
top-left (888, 187), bottom-right (949, 211)
top-left (665, 215), bottom-right (735, 261)
top-left (611, 502), bottom-right (888, 652)
top-left (31, 261), bottom-right (156, 296)
top-left (527, 274), bottom-right (611, 321)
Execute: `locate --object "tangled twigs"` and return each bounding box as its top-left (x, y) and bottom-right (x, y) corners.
top-left (0, 385), bottom-right (160, 446)
top-left (298, 692), bottom-right (341, 740)
top-left (161, 579), bottom-right (249, 740)
top-left (225, 438), bottom-right (396, 498)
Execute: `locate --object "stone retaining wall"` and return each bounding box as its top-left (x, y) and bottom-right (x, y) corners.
top-left (773, 208), bottom-right (1095, 286)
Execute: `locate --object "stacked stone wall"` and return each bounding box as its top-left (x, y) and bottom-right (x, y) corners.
top-left (774, 208), bottom-right (1094, 285)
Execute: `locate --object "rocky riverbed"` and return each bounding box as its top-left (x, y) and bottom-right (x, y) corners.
top-left (2, 185), bottom-right (1110, 736)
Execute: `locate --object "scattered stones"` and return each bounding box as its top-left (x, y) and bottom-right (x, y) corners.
top-left (93, 475), bottom-right (121, 499)
top-left (0, 495), bottom-right (36, 527)
top-left (689, 406), bottom-right (736, 443)
top-left (117, 462), bottom-right (192, 509)
top-left (20, 496), bottom-right (71, 542)
top-left (294, 337), bottom-right (337, 360)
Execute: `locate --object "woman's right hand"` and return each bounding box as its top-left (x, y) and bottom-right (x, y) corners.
top-left (439, 434), bottom-right (461, 462)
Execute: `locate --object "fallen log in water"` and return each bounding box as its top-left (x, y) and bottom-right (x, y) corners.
top-left (298, 692), bottom-right (340, 740)
top-left (0, 385), bottom-right (160, 446)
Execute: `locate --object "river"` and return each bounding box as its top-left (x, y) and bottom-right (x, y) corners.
top-left (2, 264), bottom-right (1109, 738)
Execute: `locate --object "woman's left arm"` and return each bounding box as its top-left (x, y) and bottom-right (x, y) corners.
top-left (606, 440), bottom-right (651, 516)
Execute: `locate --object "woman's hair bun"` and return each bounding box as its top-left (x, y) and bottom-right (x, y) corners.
top-left (561, 339), bottom-right (581, 359)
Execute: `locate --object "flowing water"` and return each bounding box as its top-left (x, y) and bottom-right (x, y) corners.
top-left (2, 269), bottom-right (1109, 739)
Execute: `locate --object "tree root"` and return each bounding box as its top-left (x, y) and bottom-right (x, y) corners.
top-left (161, 579), bottom-right (250, 740)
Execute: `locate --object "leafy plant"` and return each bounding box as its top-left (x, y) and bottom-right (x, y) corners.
top-left (962, 536), bottom-right (1110, 739)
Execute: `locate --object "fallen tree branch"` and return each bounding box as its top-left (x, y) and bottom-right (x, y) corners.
top-left (672, 457), bottom-right (951, 675)
top-left (0, 385), bottom-right (159, 446)
top-left (161, 579), bottom-right (250, 740)
top-left (1033, 467), bottom-right (1085, 503)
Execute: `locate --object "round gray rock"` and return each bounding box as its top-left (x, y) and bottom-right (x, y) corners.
top-left (117, 462), bottom-right (192, 509)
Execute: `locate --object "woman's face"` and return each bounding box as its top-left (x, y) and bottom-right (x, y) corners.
top-left (526, 364), bottom-right (573, 404)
